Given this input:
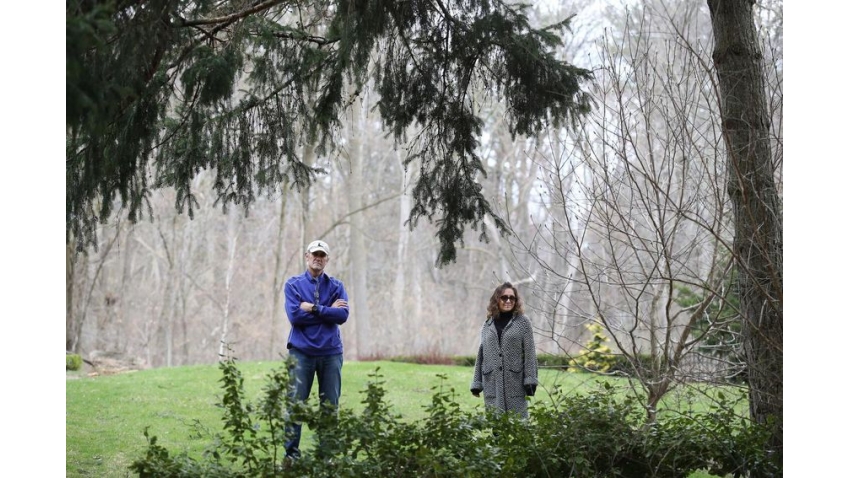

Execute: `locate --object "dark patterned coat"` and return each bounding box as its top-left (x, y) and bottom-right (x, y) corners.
top-left (470, 313), bottom-right (539, 418)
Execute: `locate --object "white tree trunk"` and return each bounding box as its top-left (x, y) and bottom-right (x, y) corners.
top-left (218, 214), bottom-right (241, 360)
top-left (348, 96), bottom-right (372, 358)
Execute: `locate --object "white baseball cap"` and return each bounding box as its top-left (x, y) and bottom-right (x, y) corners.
top-left (306, 240), bottom-right (330, 255)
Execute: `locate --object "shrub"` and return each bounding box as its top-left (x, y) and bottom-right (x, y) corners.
top-left (131, 359), bottom-right (780, 477)
top-left (536, 353), bottom-right (572, 369)
top-left (609, 353), bottom-right (655, 377)
top-left (387, 354), bottom-right (456, 365)
top-left (450, 355), bottom-right (477, 367)
top-left (568, 322), bottom-right (617, 373)
top-left (66, 353), bottom-right (83, 371)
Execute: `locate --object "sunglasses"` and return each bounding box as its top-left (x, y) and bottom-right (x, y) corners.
top-left (311, 252), bottom-right (327, 258)
top-left (499, 295), bottom-right (517, 303)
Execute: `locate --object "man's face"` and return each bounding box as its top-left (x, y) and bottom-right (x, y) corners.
top-left (307, 251), bottom-right (328, 273)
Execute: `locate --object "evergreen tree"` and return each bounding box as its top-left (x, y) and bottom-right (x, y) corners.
top-left (66, 0), bottom-right (593, 264)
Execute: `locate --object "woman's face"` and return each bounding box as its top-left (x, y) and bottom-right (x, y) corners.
top-left (497, 288), bottom-right (517, 313)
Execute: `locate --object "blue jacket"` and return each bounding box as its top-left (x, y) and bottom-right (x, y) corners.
top-left (284, 270), bottom-right (349, 355)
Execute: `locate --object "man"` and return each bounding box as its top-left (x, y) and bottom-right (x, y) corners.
top-left (283, 239), bottom-right (349, 459)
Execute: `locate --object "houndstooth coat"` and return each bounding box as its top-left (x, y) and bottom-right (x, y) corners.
top-left (470, 313), bottom-right (539, 418)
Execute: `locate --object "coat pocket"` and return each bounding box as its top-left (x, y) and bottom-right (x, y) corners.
top-left (507, 365), bottom-right (525, 397)
top-left (482, 368), bottom-right (495, 397)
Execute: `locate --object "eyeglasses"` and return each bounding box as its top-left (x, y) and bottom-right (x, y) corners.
top-left (499, 295), bottom-right (517, 303)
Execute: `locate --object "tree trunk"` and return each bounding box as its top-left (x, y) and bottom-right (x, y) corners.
top-left (393, 151), bottom-right (412, 355)
top-left (348, 96), bottom-right (372, 358)
top-left (708, 0), bottom-right (783, 466)
top-left (218, 213), bottom-right (241, 360)
top-left (270, 183), bottom-right (290, 358)
top-left (66, 238), bottom-right (75, 352)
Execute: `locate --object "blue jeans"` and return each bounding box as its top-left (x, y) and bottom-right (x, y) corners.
top-left (285, 349), bottom-right (343, 458)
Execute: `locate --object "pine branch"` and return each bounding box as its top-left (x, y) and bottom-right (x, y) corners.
top-left (176, 0), bottom-right (287, 28)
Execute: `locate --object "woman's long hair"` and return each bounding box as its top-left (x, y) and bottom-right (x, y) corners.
top-left (486, 282), bottom-right (524, 318)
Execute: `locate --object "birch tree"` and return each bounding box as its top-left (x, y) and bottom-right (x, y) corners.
top-left (345, 94), bottom-right (372, 358)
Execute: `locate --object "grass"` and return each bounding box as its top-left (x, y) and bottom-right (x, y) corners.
top-left (67, 360), bottom-right (737, 477)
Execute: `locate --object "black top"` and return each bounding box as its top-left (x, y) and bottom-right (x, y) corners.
top-left (494, 311), bottom-right (513, 343)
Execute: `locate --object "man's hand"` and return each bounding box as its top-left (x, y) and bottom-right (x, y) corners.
top-left (300, 299), bottom-right (347, 313)
top-left (471, 388), bottom-right (482, 397)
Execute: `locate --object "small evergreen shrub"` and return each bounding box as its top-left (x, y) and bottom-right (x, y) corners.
top-left (66, 353), bottom-right (83, 371)
top-left (568, 322), bottom-right (616, 373)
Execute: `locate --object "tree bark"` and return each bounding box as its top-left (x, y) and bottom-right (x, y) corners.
top-left (66, 238), bottom-right (75, 352)
top-left (708, 0), bottom-right (783, 466)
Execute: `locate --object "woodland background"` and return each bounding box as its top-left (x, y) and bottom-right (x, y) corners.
top-left (64, 0), bottom-right (783, 386)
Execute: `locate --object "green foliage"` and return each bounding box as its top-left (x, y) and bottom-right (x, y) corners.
top-left (536, 353), bottom-right (573, 369)
top-left (390, 354), bottom-right (574, 368)
top-left (675, 269), bottom-right (745, 381)
top-left (66, 0), bottom-right (592, 265)
top-left (568, 322), bottom-right (616, 373)
top-left (66, 353), bottom-right (83, 371)
top-left (609, 353), bottom-right (654, 377)
top-left (382, 353), bottom-right (458, 365)
top-left (450, 355), bottom-right (477, 367)
top-left (130, 360), bottom-right (778, 477)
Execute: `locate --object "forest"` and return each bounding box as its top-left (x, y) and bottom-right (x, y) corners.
top-left (64, 0), bottom-right (783, 471)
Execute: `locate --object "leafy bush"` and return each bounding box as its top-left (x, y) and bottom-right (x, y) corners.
top-left (66, 353), bottom-right (83, 371)
top-left (131, 358), bottom-right (779, 477)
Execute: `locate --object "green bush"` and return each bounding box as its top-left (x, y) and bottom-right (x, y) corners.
top-left (609, 353), bottom-right (655, 377)
top-left (385, 354), bottom-right (580, 370)
top-left (450, 355), bottom-right (477, 366)
top-left (454, 354), bottom-right (576, 368)
top-left (66, 353), bottom-right (83, 371)
top-left (386, 354), bottom-right (455, 365)
top-left (131, 359), bottom-right (779, 477)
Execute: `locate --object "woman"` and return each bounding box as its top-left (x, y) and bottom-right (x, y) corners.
top-left (470, 282), bottom-right (539, 418)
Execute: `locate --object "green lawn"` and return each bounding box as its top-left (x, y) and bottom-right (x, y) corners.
top-left (67, 360), bottom-right (733, 477)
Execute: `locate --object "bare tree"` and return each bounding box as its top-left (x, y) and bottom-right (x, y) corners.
top-left (68, 222), bottom-right (121, 354)
top-left (505, 2), bottom-right (764, 423)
